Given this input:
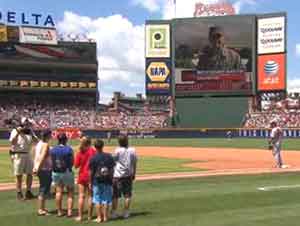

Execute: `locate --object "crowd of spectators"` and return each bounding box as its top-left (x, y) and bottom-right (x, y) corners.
top-left (0, 97), bottom-right (170, 129)
top-left (94, 112), bottom-right (168, 129)
top-left (244, 94), bottom-right (300, 128)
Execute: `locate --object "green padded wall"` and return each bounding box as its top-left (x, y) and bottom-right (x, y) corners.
top-left (175, 97), bottom-right (249, 128)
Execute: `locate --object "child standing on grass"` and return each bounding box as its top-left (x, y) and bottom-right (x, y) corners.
top-left (74, 136), bottom-right (96, 222)
top-left (89, 139), bottom-right (115, 223)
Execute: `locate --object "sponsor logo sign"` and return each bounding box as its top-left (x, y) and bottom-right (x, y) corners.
top-left (145, 24), bottom-right (170, 58)
top-left (147, 62), bottom-right (170, 82)
top-left (194, 2), bottom-right (235, 17)
top-left (258, 54), bottom-right (285, 91)
top-left (0, 25), bottom-right (7, 42)
top-left (258, 16), bottom-right (285, 54)
top-left (52, 128), bottom-right (82, 139)
top-left (0, 11), bottom-right (55, 27)
top-left (145, 59), bottom-right (171, 95)
top-left (7, 26), bottom-right (19, 42)
top-left (19, 26), bottom-right (57, 45)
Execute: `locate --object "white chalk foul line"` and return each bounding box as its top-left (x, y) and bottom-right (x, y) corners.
top-left (257, 184), bottom-right (300, 191)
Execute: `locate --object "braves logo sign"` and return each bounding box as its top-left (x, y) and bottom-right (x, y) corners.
top-left (194, 2), bottom-right (235, 17)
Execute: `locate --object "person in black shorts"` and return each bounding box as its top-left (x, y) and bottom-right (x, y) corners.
top-left (111, 135), bottom-right (137, 219)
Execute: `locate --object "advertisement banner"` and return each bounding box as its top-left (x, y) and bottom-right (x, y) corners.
top-left (146, 58), bottom-right (171, 95)
top-left (7, 26), bottom-right (19, 42)
top-left (258, 53), bottom-right (286, 91)
top-left (175, 70), bottom-right (251, 94)
top-left (0, 26), bottom-right (7, 42)
top-left (52, 128), bottom-right (82, 139)
top-left (257, 16), bottom-right (285, 54)
top-left (145, 24), bottom-right (170, 58)
top-left (0, 42), bottom-right (97, 62)
top-left (19, 26), bottom-right (58, 45)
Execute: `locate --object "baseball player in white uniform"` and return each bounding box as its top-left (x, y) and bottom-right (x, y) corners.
top-left (269, 120), bottom-right (287, 168)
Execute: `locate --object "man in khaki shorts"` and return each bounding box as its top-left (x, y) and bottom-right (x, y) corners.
top-left (9, 117), bottom-right (37, 200)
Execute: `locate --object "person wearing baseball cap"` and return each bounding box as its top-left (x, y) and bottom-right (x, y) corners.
top-left (268, 119), bottom-right (287, 168)
top-left (197, 26), bottom-right (241, 71)
top-left (9, 116), bottom-right (37, 200)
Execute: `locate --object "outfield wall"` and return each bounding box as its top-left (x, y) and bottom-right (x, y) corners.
top-left (1, 128), bottom-right (300, 139)
top-left (175, 97), bottom-right (249, 128)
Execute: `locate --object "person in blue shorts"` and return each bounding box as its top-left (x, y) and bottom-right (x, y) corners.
top-left (50, 133), bottom-right (75, 217)
top-left (89, 139), bottom-right (115, 223)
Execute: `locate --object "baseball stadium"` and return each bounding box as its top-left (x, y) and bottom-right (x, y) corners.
top-left (0, 2), bottom-right (300, 226)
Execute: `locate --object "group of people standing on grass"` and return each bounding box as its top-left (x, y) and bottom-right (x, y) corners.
top-left (9, 117), bottom-right (138, 223)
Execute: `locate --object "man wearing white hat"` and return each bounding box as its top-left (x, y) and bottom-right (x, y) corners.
top-left (269, 119), bottom-right (286, 168)
top-left (9, 117), bottom-right (37, 200)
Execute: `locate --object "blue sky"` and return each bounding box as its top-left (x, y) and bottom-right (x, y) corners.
top-left (0, 0), bottom-right (299, 102)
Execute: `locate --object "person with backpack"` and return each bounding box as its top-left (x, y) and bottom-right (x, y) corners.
top-left (89, 139), bottom-right (115, 223)
top-left (50, 133), bottom-right (75, 217)
top-left (74, 136), bottom-right (96, 222)
top-left (111, 135), bottom-right (137, 219)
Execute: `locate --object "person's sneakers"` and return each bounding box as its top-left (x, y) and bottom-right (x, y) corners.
top-left (17, 192), bottom-right (24, 201)
top-left (25, 191), bottom-right (35, 200)
top-left (123, 210), bottom-right (130, 219)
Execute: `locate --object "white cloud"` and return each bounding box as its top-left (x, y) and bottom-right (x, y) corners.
top-left (288, 78), bottom-right (300, 93)
top-left (233, 0), bottom-right (257, 14)
top-left (296, 44), bottom-right (300, 57)
top-left (132, 0), bottom-right (162, 12)
top-left (57, 11), bottom-right (145, 104)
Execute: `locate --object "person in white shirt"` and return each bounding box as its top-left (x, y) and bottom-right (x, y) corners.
top-left (33, 129), bottom-right (52, 216)
top-left (111, 135), bottom-right (137, 219)
top-left (9, 117), bottom-right (38, 200)
top-left (269, 120), bottom-right (285, 168)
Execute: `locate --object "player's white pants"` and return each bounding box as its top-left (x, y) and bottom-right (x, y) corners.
top-left (272, 144), bottom-right (282, 168)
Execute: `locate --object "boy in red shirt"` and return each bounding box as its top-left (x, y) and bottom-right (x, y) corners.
top-left (74, 136), bottom-right (96, 221)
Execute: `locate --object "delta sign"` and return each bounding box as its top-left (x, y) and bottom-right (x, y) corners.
top-left (0, 11), bottom-right (55, 27)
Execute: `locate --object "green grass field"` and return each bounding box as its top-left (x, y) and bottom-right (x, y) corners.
top-left (0, 138), bottom-right (299, 183)
top-left (0, 153), bottom-right (201, 183)
top-left (1, 173), bottom-right (300, 226)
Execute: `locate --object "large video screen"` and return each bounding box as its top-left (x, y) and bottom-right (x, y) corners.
top-left (174, 15), bottom-right (255, 96)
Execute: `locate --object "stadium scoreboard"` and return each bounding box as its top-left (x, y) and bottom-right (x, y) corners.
top-left (145, 12), bottom-right (287, 97)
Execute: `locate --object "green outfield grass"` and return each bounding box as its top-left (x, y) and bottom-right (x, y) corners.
top-left (0, 152), bottom-right (201, 183)
top-left (1, 173), bottom-right (300, 226)
top-left (0, 138), bottom-right (299, 150)
top-left (0, 137), bottom-right (298, 183)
